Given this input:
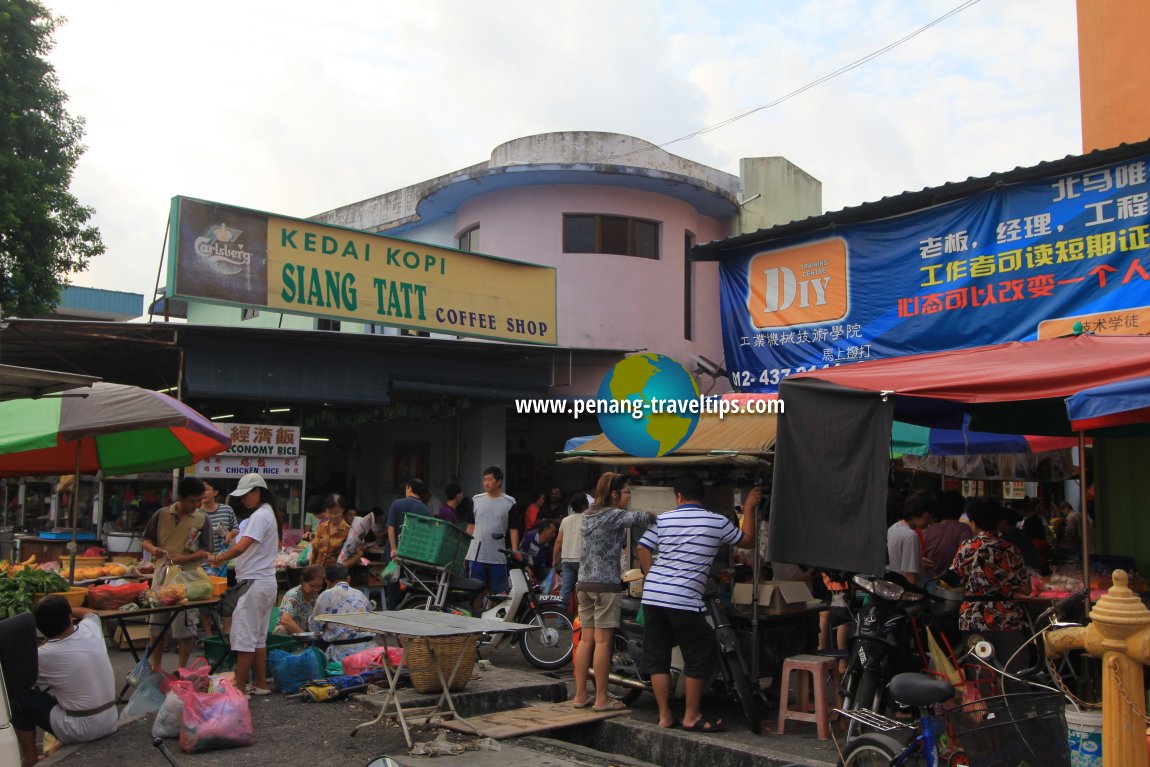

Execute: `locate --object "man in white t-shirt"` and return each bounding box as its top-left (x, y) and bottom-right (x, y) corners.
top-left (887, 490), bottom-right (935, 585)
top-left (13, 597), bottom-right (116, 767)
top-left (465, 465), bottom-right (518, 595)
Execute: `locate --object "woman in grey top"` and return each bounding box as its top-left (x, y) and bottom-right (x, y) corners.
top-left (571, 472), bottom-right (656, 711)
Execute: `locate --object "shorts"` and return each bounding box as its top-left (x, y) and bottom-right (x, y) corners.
top-left (577, 590), bottom-right (623, 629)
top-left (228, 579), bottom-right (278, 653)
top-left (467, 561), bottom-right (509, 595)
top-left (639, 604), bottom-right (716, 680)
top-left (150, 606), bottom-right (198, 640)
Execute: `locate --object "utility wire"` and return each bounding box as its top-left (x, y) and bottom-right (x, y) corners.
top-left (612, 0), bottom-right (984, 160)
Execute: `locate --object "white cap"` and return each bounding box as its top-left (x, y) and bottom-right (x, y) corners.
top-left (228, 473), bottom-right (268, 496)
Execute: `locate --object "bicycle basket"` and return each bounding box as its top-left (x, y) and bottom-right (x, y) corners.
top-left (946, 692), bottom-right (1069, 767)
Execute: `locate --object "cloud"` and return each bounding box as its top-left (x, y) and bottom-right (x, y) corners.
top-left (41, 0), bottom-right (1080, 301)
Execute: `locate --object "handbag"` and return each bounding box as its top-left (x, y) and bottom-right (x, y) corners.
top-left (217, 579), bottom-right (253, 618)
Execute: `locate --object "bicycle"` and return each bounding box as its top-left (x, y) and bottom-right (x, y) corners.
top-left (835, 589), bottom-right (1088, 767)
top-left (395, 548), bottom-right (575, 670)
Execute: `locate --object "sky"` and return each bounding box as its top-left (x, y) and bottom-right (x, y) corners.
top-left (40, 0), bottom-right (1082, 307)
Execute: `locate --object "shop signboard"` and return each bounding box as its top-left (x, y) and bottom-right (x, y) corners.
top-left (220, 423), bottom-right (300, 458)
top-left (167, 196), bottom-right (557, 345)
top-left (192, 454), bottom-right (306, 480)
top-left (719, 154), bottom-right (1150, 391)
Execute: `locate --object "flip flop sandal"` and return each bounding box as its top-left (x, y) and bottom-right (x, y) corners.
top-left (592, 701), bottom-right (628, 712)
top-left (682, 717), bottom-right (725, 733)
top-left (572, 699), bottom-right (593, 709)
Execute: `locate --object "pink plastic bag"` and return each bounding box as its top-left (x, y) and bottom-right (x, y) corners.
top-left (340, 645), bottom-right (405, 676)
top-left (178, 681), bottom-right (254, 753)
top-left (177, 657), bottom-right (212, 692)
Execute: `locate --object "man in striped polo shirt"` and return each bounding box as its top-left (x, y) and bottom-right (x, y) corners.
top-left (637, 476), bottom-right (759, 733)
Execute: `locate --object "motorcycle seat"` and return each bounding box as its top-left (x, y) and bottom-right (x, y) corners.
top-left (888, 672), bottom-right (955, 707)
top-left (619, 596), bottom-right (643, 616)
top-left (447, 574), bottom-right (487, 594)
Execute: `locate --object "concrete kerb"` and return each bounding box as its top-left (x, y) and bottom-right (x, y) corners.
top-left (558, 717), bottom-right (839, 767)
top-left (355, 666), bottom-right (569, 718)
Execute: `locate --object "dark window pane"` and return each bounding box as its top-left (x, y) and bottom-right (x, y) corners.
top-left (564, 215), bottom-right (596, 252)
top-left (458, 226), bottom-right (479, 252)
top-left (634, 220), bottom-right (658, 259)
top-left (600, 216), bottom-right (629, 255)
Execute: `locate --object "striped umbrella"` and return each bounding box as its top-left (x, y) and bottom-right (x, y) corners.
top-left (0, 382), bottom-right (231, 581)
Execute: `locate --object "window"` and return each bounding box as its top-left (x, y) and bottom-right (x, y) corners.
top-left (684, 231), bottom-right (695, 340)
top-left (458, 225), bottom-right (480, 252)
top-left (241, 308), bottom-right (260, 321)
top-left (563, 214), bottom-right (660, 259)
top-left (317, 318), bottom-right (341, 332)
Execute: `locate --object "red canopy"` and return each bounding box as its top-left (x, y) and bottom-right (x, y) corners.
top-left (789, 334), bottom-right (1150, 403)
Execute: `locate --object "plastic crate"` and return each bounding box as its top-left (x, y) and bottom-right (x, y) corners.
top-left (395, 513), bottom-right (471, 572)
top-left (202, 633), bottom-right (297, 673)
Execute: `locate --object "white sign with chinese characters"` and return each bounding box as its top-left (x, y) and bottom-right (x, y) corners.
top-left (222, 423), bottom-right (300, 457)
top-left (193, 454), bottom-right (306, 479)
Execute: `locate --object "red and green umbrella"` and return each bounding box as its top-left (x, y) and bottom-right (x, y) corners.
top-left (0, 382), bottom-right (231, 582)
top-left (0, 382), bottom-right (230, 477)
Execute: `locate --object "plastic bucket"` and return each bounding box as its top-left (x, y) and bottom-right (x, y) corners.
top-left (1065, 707), bottom-right (1102, 767)
top-left (105, 532), bottom-right (142, 554)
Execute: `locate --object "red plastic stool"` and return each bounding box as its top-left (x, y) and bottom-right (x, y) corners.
top-left (776, 653), bottom-right (840, 740)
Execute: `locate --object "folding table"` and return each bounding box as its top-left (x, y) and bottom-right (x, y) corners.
top-left (312, 609), bottom-right (534, 748)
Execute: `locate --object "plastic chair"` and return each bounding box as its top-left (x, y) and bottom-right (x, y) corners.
top-left (776, 653), bottom-right (840, 740)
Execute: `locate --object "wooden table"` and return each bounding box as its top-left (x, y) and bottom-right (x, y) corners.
top-left (95, 599), bottom-right (221, 701)
top-left (313, 609), bottom-right (535, 748)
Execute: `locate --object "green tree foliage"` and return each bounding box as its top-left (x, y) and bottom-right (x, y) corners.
top-left (0, 0), bottom-right (103, 317)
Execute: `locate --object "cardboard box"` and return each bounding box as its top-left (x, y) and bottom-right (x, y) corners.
top-left (112, 624), bottom-right (150, 650)
top-left (731, 581), bottom-right (815, 614)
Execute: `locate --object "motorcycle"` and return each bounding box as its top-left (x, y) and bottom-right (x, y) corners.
top-left (396, 547), bottom-right (575, 670)
top-left (589, 578), bottom-right (769, 734)
top-left (838, 572), bottom-right (937, 737)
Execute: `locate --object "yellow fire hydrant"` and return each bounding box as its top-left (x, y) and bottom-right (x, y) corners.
top-left (1047, 569), bottom-right (1149, 767)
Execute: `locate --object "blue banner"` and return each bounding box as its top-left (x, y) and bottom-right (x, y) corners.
top-left (720, 154), bottom-right (1150, 391)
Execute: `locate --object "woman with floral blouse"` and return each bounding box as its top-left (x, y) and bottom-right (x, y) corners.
top-left (942, 496), bottom-right (1031, 692)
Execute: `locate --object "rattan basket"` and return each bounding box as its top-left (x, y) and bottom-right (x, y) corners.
top-left (403, 633), bottom-right (479, 693)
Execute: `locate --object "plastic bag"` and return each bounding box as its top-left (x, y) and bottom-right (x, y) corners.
top-left (381, 558), bottom-right (399, 583)
top-left (540, 570), bottom-right (560, 595)
top-left (120, 662), bottom-right (170, 722)
top-left (152, 680), bottom-right (194, 738)
top-left (268, 647), bottom-right (324, 694)
top-left (177, 657), bottom-right (212, 692)
top-left (87, 580), bottom-right (149, 610)
top-left (208, 672), bottom-right (235, 693)
top-left (157, 566), bottom-right (188, 606)
top-left (340, 646), bottom-right (404, 677)
top-left (325, 659), bottom-right (344, 676)
top-left (296, 544), bottom-right (311, 568)
top-left (179, 681), bottom-right (255, 753)
top-left (176, 566), bottom-right (214, 602)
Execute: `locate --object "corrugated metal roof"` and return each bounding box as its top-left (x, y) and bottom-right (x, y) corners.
top-left (693, 137), bottom-right (1150, 260)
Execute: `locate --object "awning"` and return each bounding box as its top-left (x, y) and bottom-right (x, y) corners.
top-left (0, 365), bottom-right (99, 402)
top-left (559, 411), bottom-right (777, 465)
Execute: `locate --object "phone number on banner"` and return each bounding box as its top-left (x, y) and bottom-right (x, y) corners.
top-left (731, 365), bottom-right (836, 388)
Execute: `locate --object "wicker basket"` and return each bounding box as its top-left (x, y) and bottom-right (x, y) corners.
top-left (403, 633), bottom-right (479, 693)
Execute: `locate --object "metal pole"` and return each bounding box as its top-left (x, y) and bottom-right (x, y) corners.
top-left (1078, 431), bottom-right (1090, 600)
top-left (68, 442), bottom-right (81, 584)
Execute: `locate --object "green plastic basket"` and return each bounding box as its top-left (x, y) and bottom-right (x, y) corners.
top-left (396, 513), bottom-right (472, 572)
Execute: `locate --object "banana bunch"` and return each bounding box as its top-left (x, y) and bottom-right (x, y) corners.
top-left (0, 555), bottom-right (37, 577)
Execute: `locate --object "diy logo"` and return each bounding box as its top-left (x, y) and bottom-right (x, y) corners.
top-left (746, 238), bottom-right (848, 328)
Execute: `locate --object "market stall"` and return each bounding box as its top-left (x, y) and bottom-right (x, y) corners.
top-left (0, 382), bottom-right (232, 581)
top-left (769, 333), bottom-right (1150, 589)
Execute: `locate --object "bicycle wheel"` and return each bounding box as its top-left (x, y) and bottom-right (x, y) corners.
top-left (396, 592), bottom-right (433, 611)
top-left (842, 732), bottom-right (913, 766)
top-left (520, 606), bottom-right (574, 670)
